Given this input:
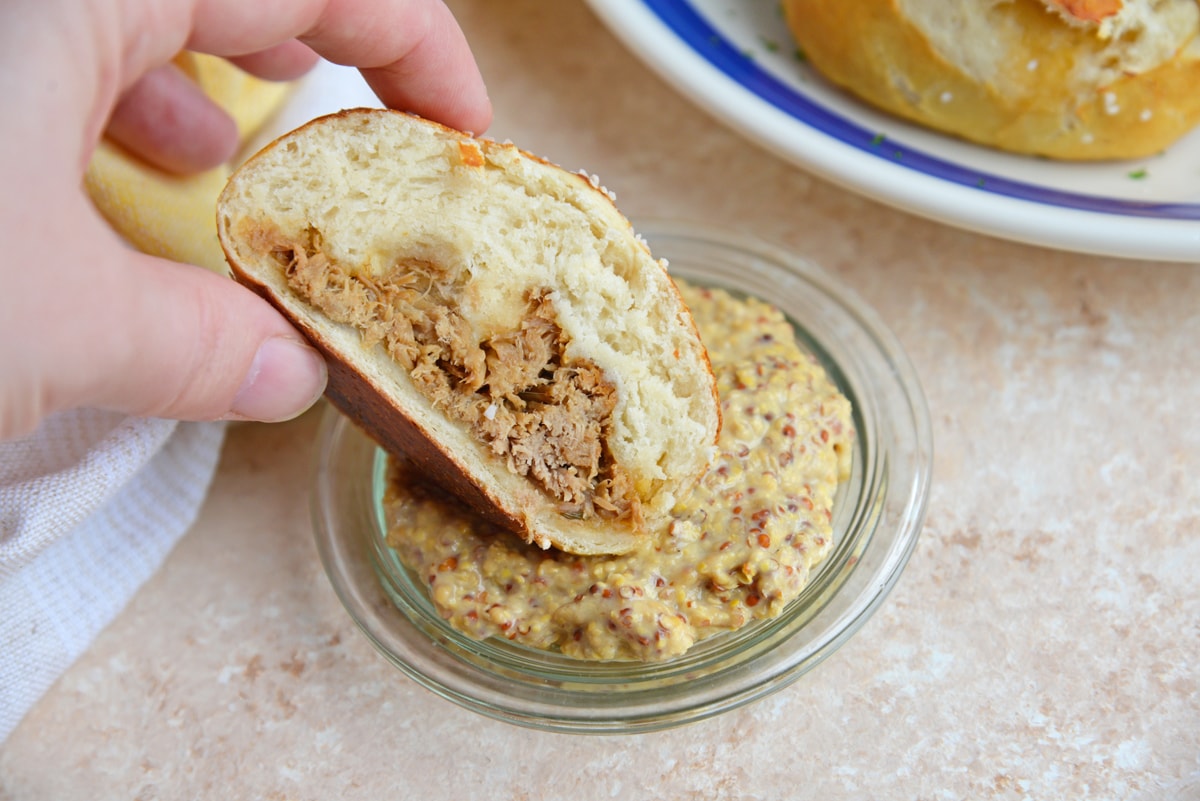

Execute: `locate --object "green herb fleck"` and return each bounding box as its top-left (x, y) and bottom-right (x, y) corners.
top-left (758, 36), bottom-right (779, 53)
top-left (1128, 168), bottom-right (1148, 180)
top-left (976, 178), bottom-right (987, 188)
top-left (869, 133), bottom-right (885, 147)
top-left (794, 47), bottom-right (808, 63)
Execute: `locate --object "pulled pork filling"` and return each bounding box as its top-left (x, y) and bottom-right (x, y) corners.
top-left (272, 229), bottom-right (638, 524)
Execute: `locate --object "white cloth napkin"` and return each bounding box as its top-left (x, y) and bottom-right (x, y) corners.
top-left (0, 410), bottom-right (225, 741)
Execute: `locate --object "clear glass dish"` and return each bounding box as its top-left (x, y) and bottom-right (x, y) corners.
top-left (312, 220), bottom-right (933, 734)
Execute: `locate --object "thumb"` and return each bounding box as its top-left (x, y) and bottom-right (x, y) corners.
top-left (48, 235), bottom-right (327, 425)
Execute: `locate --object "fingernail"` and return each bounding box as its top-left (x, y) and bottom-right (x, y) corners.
top-left (228, 337), bottom-right (327, 422)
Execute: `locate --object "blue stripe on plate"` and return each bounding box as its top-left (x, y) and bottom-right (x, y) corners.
top-left (642, 0), bottom-right (1200, 220)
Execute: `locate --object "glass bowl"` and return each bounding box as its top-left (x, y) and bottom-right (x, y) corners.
top-left (311, 220), bottom-right (932, 734)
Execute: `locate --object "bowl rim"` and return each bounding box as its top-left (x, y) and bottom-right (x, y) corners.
top-left (311, 220), bottom-right (933, 734)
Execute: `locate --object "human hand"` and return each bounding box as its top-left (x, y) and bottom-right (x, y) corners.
top-left (0, 0), bottom-right (491, 440)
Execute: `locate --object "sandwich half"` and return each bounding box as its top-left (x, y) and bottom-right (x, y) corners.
top-left (216, 109), bottom-right (720, 555)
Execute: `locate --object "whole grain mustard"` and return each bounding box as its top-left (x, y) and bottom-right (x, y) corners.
top-left (384, 281), bottom-right (854, 661)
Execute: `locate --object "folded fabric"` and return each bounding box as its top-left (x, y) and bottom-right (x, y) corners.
top-left (0, 410), bottom-right (225, 741)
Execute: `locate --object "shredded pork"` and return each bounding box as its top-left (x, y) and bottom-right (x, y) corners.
top-left (272, 229), bottom-right (637, 524)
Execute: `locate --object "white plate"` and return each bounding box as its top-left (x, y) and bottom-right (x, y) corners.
top-left (584, 0), bottom-right (1200, 263)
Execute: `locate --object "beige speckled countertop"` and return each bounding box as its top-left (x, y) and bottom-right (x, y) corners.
top-left (3, 2), bottom-right (1199, 798)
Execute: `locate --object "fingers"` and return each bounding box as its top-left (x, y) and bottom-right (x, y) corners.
top-left (87, 250), bottom-right (328, 423)
top-left (19, 211), bottom-right (328, 429)
top-left (188, 0), bottom-right (492, 133)
top-left (107, 0), bottom-right (491, 178)
top-left (357, 17), bottom-right (493, 135)
top-left (105, 62), bottom-right (240, 174)
top-left (227, 40), bottom-right (321, 82)
top-left (20, 0), bottom-right (491, 434)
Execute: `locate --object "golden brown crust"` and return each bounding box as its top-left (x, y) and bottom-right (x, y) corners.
top-left (783, 0), bottom-right (1200, 160)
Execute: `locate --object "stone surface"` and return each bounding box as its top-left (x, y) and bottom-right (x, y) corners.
top-left (2, 1), bottom-right (1198, 799)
